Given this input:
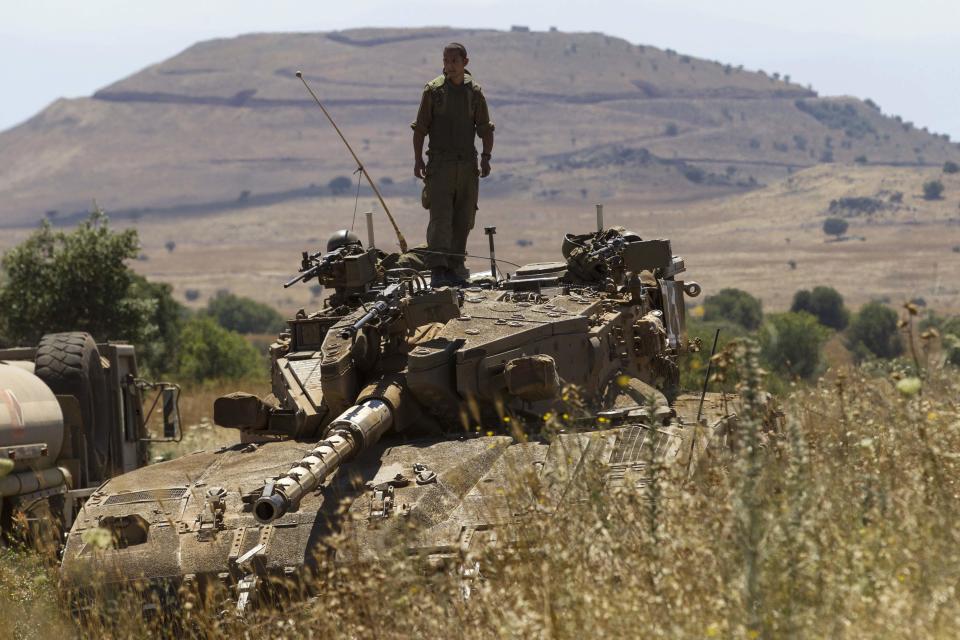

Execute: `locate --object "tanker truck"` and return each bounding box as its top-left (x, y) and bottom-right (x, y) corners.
top-left (0, 332), bottom-right (178, 544)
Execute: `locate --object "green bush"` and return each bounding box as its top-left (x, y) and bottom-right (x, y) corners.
top-left (759, 312), bottom-right (828, 379)
top-left (203, 291), bottom-right (285, 334)
top-left (679, 318), bottom-right (748, 391)
top-left (794, 99), bottom-right (876, 139)
top-left (0, 216), bottom-right (175, 358)
top-left (923, 180), bottom-right (944, 200)
top-left (175, 317), bottom-right (263, 382)
top-left (328, 175), bottom-right (353, 195)
top-left (822, 217), bottom-right (848, 238)
top-left (129, 275), bottom-right (188, 375)
top-left (702, 288), bottom-right (763, 330)
top-left (944, 333), bottom-right (960, 367)
top-left (919, 314), bottom-right (960, 367)
top-left (790, 286), bottom-right (849, 329)
top-left (847, 302), bottom-right (903, 360)
top-left (943, 161), bottom-right (959, 174)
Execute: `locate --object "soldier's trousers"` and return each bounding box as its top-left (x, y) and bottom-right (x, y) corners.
top-left (425, 160), bottom-right (478, 272)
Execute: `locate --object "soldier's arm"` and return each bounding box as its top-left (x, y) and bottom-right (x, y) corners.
top-left (475, 90), bottom-right (495, 177)
top-left (411, 89), bottom-right (431, 179)
top-left (413, 131), bottom-right (426, 179)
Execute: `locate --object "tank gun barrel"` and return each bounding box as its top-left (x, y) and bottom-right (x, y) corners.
top-left (253, 399), bottom-right (393, 523)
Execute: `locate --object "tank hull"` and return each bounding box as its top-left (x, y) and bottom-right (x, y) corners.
top-left (60, 392), bottom-right (731, 589)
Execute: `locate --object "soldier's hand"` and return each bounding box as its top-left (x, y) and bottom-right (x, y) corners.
top-left (480, 157), bottom-right (491, 178)
top-left (414, 157), bottom-right (426, 180)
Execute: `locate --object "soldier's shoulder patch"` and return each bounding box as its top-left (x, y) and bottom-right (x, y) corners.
top-left (426, 75), bottom-right (446, 90)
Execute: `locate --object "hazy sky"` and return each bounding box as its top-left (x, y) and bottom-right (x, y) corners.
top-left (2, 0), bottom-right (958, 139)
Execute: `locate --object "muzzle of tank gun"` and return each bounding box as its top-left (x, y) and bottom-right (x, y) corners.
top-left (252, 399), bottom-right (394, 524)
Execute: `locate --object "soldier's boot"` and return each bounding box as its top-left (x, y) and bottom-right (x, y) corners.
top-left (445, 270), bottom-right (468, 287)
top-left (430, 267), bottom-right (445, 287)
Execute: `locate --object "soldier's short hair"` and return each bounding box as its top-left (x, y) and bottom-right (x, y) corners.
top-left (443, 42), bottom-right (468, 59)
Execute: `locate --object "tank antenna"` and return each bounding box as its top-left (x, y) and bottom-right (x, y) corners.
top-left (296, 71), bottom-right (408, 253)
top-left (696, 328), bottom-right (721, 423)
top-left (595, 203), bottom-right (604, 232)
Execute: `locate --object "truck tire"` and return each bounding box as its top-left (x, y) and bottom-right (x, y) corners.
top-left (34, 332), bottom-right (111, 486)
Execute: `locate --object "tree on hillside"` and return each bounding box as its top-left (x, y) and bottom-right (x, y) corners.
top-left (0, 212), bottom-right (184, 373)
top-left (943, 161), bottom-right (959, 174)
top-left (203, 291), bottom-right (286, 334)
top-left (822, 217), bottom-right (848, 239)
top-left (702, 288), bottom-right (763, 330)
top-left (760, 312), bottom-right (828, 379)
top-left (923, 180), bottom-right (945, 200)
top-left (329, 175), bottom-right (353, 195)
top-left (846, 302), bottom-right (903, 360)
top-left (791, 286), bottom-right (850, 330)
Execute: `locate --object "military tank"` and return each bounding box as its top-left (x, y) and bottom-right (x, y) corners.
top-left (60, 215), bottom-right (735, 611)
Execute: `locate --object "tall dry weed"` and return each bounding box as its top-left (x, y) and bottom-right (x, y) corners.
top-left (3, 358), bottom-right (960, 638)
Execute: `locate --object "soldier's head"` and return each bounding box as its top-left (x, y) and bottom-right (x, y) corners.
top-left (442, 43), bottom-right (469, 84)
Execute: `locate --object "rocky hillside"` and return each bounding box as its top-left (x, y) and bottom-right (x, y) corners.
top-left (1, 27), bottom-right (958, 226)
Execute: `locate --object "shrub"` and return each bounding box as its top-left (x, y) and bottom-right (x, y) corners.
top-left (702, 288), bottom-right (763, 330)
top-left (846, 302), bottom-right (903, 359)
top-left (795, 99), bottom-right (876, 139)
top-left (759, 312), bottom-right (828, 378)
top-left (175, 317), bottom-right (263, 382)
top-left (678, 318), bottom-right (747, 391)
top-left (664, 122), bottom-right (679, 136)
top-left (0, 212), bottom-right (186, 374)
top-left (683, 166), bottom-right (706, 183)
top-left (791, 286), bottom-right (850, 329)
top-left (828, 197), bottom-right (884, 216)
top-left (923, 180), bottom-right (945, 200)
top-left (822, 217), bottom-right (848, 238)
top-left (203, 291), bottom-right (286, 334)
top-left (129, 275), bottom-right (188, 375)
top-left (943, 161), bottom-right (959, 174)
top-left (0, 212), bottom-right (150, 346)
top-left (328, 175), bottom-right (353, 195)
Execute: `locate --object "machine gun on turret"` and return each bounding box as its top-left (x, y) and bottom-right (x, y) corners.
top-left (338, 282), bottom-right (403, 339)
top-left (283, 244), bottom-right (356, 289)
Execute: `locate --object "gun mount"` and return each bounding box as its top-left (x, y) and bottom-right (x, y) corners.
top-left (60, 219), bottom-right (739, 614)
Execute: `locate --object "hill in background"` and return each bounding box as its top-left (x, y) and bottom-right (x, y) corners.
top-left (1, 27), bottom-right (957, 225)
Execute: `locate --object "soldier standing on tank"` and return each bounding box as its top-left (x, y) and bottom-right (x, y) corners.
top-left (412, 42), bottom-right (495, 286)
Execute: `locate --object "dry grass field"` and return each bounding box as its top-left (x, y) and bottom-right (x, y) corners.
top-left (2, 345), bottom-right (960, 638)
top-left (6, 161), bottom-right (953, 317)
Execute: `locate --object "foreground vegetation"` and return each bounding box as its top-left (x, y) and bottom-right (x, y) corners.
top-left (2, 341), bottom-right (959, 638)
top-left (4, 211), bottom-right (960, 638)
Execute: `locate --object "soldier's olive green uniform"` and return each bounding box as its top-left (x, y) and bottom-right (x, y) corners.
top-left (411, 73), bottom-right (494, 272)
